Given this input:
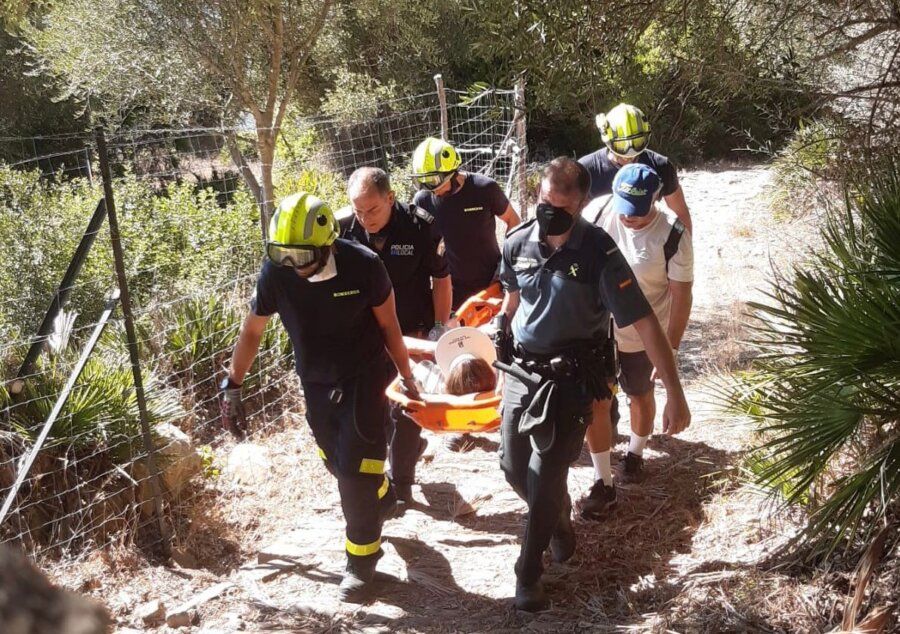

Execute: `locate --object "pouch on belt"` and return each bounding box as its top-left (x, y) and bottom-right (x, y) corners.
top-left (494, 360), bottom-right (559, 454)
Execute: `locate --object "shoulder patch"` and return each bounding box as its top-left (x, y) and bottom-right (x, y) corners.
top-left (413, 205), bottom-right (434, 225)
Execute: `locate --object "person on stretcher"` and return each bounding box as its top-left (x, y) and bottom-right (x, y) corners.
top-left (403, 327), bottom-right (497, 397)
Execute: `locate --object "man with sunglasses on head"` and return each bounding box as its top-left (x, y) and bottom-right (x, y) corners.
top-left (219, 192), bottom-right (419, 604)
top-left (411, 137), bottom-right (522, 311)
top-left (578, 103), bottom-right (693, 233)
top-left (337, 167), bottom-right (452, 507)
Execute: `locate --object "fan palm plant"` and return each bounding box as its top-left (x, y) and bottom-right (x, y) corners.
top-left (719, 157), bottom-right (900, 557)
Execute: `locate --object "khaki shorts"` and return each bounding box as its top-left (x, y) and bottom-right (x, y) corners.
top-left (618, 350), bottom-right (654, 396)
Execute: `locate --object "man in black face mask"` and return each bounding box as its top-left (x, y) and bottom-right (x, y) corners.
top-left (495, 158), bottom-right (691, 611)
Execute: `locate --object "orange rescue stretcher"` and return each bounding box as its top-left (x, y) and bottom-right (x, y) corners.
top-left (386, 282), bottom-right (505, 433)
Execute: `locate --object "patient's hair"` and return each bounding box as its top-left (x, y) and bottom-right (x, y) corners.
top-left (444, 357), bottom-right (497, 395)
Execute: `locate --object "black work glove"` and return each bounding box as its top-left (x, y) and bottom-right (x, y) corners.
top-left (219, 376), bottom-right (247, 440)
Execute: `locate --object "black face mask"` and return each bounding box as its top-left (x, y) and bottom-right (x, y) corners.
top-left (536, 202), bottom-right (574, 238)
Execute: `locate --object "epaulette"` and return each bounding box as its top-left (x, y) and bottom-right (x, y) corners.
top-left (505, 218), bottom-right (535, 238)
top-left (412, 204), bottom-right (435, 225)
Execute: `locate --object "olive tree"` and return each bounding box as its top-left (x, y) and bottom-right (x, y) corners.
top-left (26, 0), bottom-right (334, 236)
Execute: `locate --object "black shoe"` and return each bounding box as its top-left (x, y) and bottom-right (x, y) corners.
top-left (338, 552), bottom-right (382, 603)
top-left (395, 483), bottom-right (413, 504)
top-left (578, 480), bottom-right (617, 521)
top-left (550, 500), bottom-right (576, 563)
top-left (379, 481), bottom-right (399, 522)
top-left (616, 451), bottom-right (645, 485)
top-left (515, 579), bottom-right (548, 612)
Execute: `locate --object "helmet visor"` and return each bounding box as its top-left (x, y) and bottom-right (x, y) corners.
top-left (414, 171), bottom-right (454, 191)
top-left (266, 243), bottom-right (323, 268)
top-left (609, 133), bottom-right (649, 157)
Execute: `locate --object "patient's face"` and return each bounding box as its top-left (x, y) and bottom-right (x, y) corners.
top-left (444, 357), bottom-right (497, 396)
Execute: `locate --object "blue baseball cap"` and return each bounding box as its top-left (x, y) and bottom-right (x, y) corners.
top-left (610, 163), bottom-right (662, 217)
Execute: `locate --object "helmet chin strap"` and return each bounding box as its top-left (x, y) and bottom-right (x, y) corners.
top-left (296, 248), bottom-right (336, 282)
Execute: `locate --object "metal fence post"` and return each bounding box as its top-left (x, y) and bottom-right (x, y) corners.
top-left (434, 73), bottom-right (449, 140)
top-left (94, 128), bottom-right (171, 555)
top-left (514, 74), bottom-right (529, 219)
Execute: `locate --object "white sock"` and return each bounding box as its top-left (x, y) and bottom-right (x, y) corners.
top-left (629, 432), bottom-right (651, 457)
top-left (590, 451), bottom-right (613, 485)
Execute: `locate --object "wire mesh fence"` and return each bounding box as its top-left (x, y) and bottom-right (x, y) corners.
top-left (0, 80), bottom-right (528, 560)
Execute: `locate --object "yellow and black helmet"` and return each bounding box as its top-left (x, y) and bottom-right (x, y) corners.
top-left (266, 192), bottom-right (338, 268)
top-left (411, 137), bottom-right (462, 189)
top-left (596, 103), bottom-right (651, 158)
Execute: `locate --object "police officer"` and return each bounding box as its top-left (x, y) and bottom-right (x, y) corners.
top-left (579, 103), bottom-right (693, 232)
top-left (219, 192), bottom-right (419, 603)
top-left (411, 137), bottom-right (522, 310)
top-left (495, 158), bottom-right (691, 611)
top-left (338, 167), bottom-right (452, 505)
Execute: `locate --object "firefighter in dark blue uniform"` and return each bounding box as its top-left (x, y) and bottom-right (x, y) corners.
top-left (338, 167), bottom-right (452, 505)
top-left (219, 192), bottom-right (420, 603)
top-left (494, 158), bottom-right (691, 611)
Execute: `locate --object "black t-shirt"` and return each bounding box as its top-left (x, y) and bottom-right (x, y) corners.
top-left (500, 218), bottom-right (652, 355)
top-left (251, 239), bottom-right (393, 384)
top-left (578, 149), bottom-right (679, 201)
top-left (339, 201), bottom-right (449, 334)
top-left (413, 172), bottom-right (510, 296)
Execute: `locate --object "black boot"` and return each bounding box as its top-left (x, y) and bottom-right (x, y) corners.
top-left (515, 578), bottom-right (548, 612)
top-left (549, 496), bottom-right (575, 563)
top-left (338, 551), bottom-right (382, 603)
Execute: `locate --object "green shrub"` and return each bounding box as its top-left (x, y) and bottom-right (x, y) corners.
top-left (717, 157), bottom-right (900, 557)
top-left (770, 120), bottom-right (846, 217)
top-left (2, 352), bottom-right (182, 463)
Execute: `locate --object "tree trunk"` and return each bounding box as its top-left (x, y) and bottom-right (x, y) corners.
top-left (257, 127), bottom-right (277, 241)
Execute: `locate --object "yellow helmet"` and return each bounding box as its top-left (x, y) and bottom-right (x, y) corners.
top-left (596, 103), bottom-right (651, 158)
top-left (411, 137), bottom-right (462, 189)
top-left (266, 192), bottom-right (338, 268)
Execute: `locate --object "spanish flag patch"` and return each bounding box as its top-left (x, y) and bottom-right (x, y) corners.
top-left (618, 278), bottom-right (633, 290)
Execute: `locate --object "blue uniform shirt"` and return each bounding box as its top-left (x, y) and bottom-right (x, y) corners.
top-left (499, 217), bottom-right (652, 355)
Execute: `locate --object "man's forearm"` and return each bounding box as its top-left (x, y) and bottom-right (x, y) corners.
top-left (501, 205), bottom-right (522, 230)
top-left (432, 275), bottom-right (452, 323)
top-left (667, 284), bottom-right (693, 349)
top-left (229, 323), bottom-right (265, 384)
top-left (633, 314), bottom-right (684, 395)
top-left (501, 289), bottom-right (520, 321)
top-left (664, 188), bottom-right (692, 234)
top-left (383, 325), bottom-right (414, 379)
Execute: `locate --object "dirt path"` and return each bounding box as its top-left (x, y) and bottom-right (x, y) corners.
top-left (63, 164), bottom-right (833, 633)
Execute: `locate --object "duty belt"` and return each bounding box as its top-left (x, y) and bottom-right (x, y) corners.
top-left (511, 341), bottom-right (614, 400)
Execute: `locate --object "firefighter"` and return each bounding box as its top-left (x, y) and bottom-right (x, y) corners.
top-left (579, 103), bottom-right (693, 232)
top-left (411, 136), bottom-right (522, 309)
top-left (220, 192), bottom-right (419, 603)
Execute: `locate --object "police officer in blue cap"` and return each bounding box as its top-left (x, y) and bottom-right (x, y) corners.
top-left (493, 157), bottom-right (691, 612)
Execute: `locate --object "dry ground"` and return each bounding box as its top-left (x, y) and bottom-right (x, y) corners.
top-left (49, 164), bottom-right (863, 633)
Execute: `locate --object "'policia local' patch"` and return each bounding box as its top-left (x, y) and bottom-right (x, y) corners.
top-left (390, 244), bottom-right (415, 256)
top-left (333, 289), bottom-right (361, 297)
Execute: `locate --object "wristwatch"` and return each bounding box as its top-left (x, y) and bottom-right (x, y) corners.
top-left (219, 376), bottom-right (242, 390)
